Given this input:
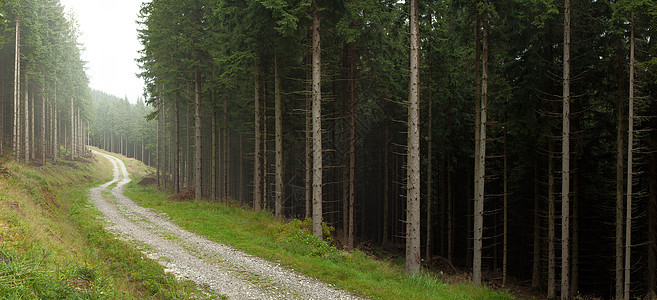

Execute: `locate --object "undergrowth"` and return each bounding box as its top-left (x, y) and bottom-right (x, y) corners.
top-left (124, 181), bottom-right (514, 300)
top-left (0, 154), bottom-right (218, 299)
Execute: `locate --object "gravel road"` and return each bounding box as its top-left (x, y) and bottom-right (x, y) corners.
top-left (90, 150), bottom-right (362, 300)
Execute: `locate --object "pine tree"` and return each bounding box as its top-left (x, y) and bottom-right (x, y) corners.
top-left (405, 0), bottom-right (421, 276)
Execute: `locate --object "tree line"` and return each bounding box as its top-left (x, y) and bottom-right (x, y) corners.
top-left (0, 0), bottom-right (91, 166)
top-left (135, 0), bottom-right (657, 298)
top-left (1, 0), bottom-right (656, 298)
top-left (88, 90), bottom-right (156, 165)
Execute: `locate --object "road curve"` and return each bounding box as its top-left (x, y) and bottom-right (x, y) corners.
top-left (90, 150), bottom-right (361, 300)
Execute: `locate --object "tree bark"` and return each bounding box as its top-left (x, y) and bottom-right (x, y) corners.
top-left (174, 95), bottom-right (180, 194)
top-left (503, 120), bottom-right (508, 286)
top-left (70, 96), bottom-right (74, 160)
top-left (473, 11), bottom-right (488, 286)
top-left (275, 51), bottom-right (284, 218)
top-left (648, 97), bottom-right (657, 299)
top-left (311, 0), bottom-right (323, 239)
top-left (615, 38), bottom-right (626, 300)
top-left (548, 142), bottom-right (556, 299)
top-left (31, 87), bottom-right (34, 161)
top-left (212, 108), bottom-right (217, 200)
top-left (532, 155), bottom-right (541, 290)
top-left (13, 20), bottom-right (20, 161)
top-left (571, 158), bottom-right (579, 296)
top-left (223, 96), bottom-right (230, 200)
top-left (447, 164), bottom-right (453, 262)
top-left (624, 12), bottom-right (635, 300)
top-left (194, 68), bottom-right (202, 201)
top-left (405, 0), bottom-right (421, 276)
top-left (25, 73), bottom-right (29, 163)
top-left (254, 58), bottom-right (263, 210)
top-left (305, 36), bottom-right (312, 219)
top-left (41, 72), bottom-right (46, 165)
top-left (383, 118), bottom-right (389, 244)
top-left (426, 54), bottom-right (433, 260)
top-left (348, 42), bottom-right (356, 250)
top-left (561, 0), bottom-right (572, 297)
top-left (157, 96), bottom-right (161, 189)
top-left (53, 80), bottom-right (57, 163)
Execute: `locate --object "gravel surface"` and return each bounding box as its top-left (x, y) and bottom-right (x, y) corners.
top-left (90, 150), bottom-right (362, 300)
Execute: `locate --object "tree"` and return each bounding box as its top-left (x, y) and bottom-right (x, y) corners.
top-left (561, 0), bottom-right (571, 298)
top-left (624, 11), bottom-right (635, 300)
top-left (473, 8), bottom-right (488, 286)
top-left (274, 50), bottom-right (283, 218)
top-left (254, 58), bottom-right (263, 210)
top-left (13, 19), bottom-right (19, 161)
top-left (406, 0), bottom-right (421, 276)
top-left (311, 0), bottom-right (323, 239)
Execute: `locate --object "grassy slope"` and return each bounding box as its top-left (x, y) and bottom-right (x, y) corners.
top-left (0, 154), bottom-right (216, 299)
top-left (114, 152), bottom-right (514, 300)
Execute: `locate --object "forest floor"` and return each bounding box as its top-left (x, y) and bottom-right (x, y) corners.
top-left (90, 150), bottom-right (360, 299)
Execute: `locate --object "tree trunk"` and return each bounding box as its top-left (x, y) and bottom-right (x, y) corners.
top-left (503, 121), bottom-right (508, 286)
top-left (561, 1), bottom-right (572, 297)
top-left (275, 51), bottom-right (283, 218)
top-left (223, 96), bottom-right (230, 200)
top-left (426, 55), bottom-right (433, 260)
top-left (311, 0), bottom-right (323, 239)
top-left (53, 80), bottom-right (57, 163)
top-left (157, 97), bottom-right (161, 189)
top-left (532, 155), bottom-right (542, 290)
top-left (24, 73), bottom-right (29, 163)
top-left (31, 88), bottom-right (34, 161)
top-left (70, 97), bottom-right (74, 160)
top-left (263, 76), bottom-right (268, 210)
top-left (254, 58), bottom-right (263, 210)
top-left (194, 68), bottom-right (202, 201)
top-left (615, 38), bottom-right (626, 300)
top-left (473, 12), bottom-right (488, 286)
top-left (348, 42), bottom-right (356, 250)
top-left (447, 164), bottom-right (453, 262)
top-left (174, 96), bottom-right (180, 194)
top-left (648, 97), bottom-right (657, 299)
top-left (383, 118), bottom-right (389, 244)
top-left (212, 108), bottom-right (217, 200)
top-left (624, 12), bottom-right (635, 300)
top-left (41, 73), bottom-right (46, 165)
top-left (548, 142), bottom-right (556, 299)
top-left (405, 0), bottom-right (421, 276)
top-left (571, 158), bottom-right (579, 296)
top-left (13, 20), bottom-right (20, 161)
top-left (305, 38), bottom-right (312, 219)
top-left (0, 58), bottom-right (3, 156)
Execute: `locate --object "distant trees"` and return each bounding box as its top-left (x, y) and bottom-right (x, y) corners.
top-left (88, 90), bottom-right (156, 165)
top-left (0, 0), bottom-right (91, 164)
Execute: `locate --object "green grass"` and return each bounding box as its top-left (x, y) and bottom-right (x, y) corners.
top-left (124, 181), bottom-right (514, 299)
top-left (0, 155), bottom-right (221, 299)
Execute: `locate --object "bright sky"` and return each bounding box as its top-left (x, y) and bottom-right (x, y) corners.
top-left (59, 0), bottom-right (149, 103)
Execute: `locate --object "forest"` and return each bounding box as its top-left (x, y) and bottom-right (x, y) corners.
top-left (1, 0), bottom-right (656, 299)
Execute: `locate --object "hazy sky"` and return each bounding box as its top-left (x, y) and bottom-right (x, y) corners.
top-left (59, 0), bottom-right (148, 103)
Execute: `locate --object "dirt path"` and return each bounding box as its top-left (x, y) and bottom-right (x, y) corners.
top-left (90, 150), bottom-right (361, 300)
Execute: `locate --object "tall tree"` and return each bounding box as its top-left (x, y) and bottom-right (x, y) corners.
top-left (406, 0), bottom-right (421, 276)
top-left (13, 19), bottom-right (20, 161)
top-left (473, 8), bottom-right (488, 286)
top-left (254, 58), bottom-right (263, 210)
top-left (311, 0), bottom-right (323, 239)
top-left (274, 50), bottom-right (283, 218)
top-left (615, 38), bottom-right (625, 300)
top-left (624, 11), bottom-right (635, 300)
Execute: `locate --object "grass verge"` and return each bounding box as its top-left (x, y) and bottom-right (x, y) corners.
top-left (0, 155), bottom-right (219, 299)
top-left (123, 176), bottom-right (514, 299)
